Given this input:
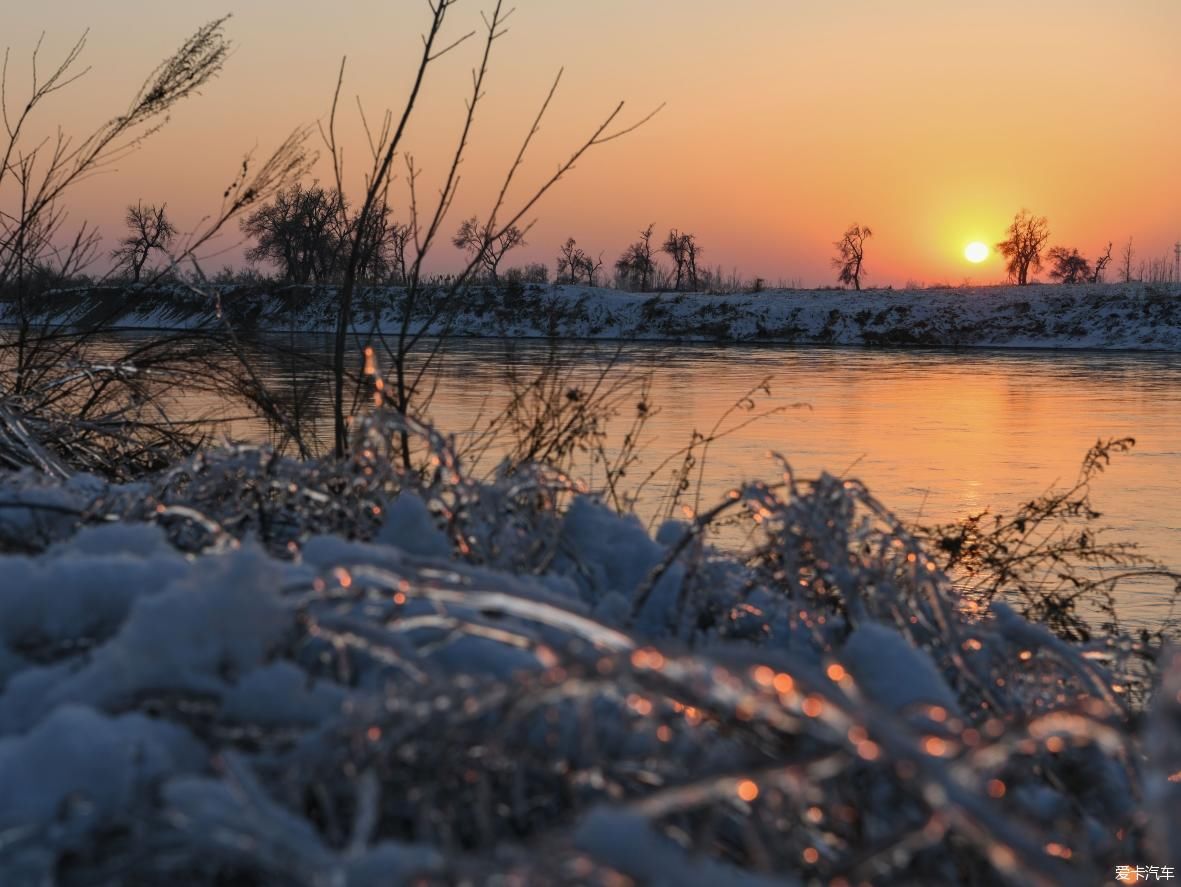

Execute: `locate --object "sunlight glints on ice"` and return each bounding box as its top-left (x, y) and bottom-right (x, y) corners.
top-left (965, 241), bottom-right (989, 263)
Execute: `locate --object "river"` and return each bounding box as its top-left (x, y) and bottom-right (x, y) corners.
top-left (92, 333), bottom-right (1181, 628)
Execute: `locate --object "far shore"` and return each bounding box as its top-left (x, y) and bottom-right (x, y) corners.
top-left (3, 280), bottom-right (1180, 352)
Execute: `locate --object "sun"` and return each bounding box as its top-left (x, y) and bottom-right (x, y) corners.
top-left (965, 241), bottom-right (989, 263)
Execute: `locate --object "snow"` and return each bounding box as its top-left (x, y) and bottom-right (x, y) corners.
top-left (6, 280), bottom-right (1181, 350)
top-left (0, 546), bottom-right (291, 732)
top-left (0, 705), bottom-right (203, 883)
top-left (555, 495), bottom-right (685, 631)
top-left (0, 409), bottom-right (1172, 882)
top-left (841, 623), bottom-right (961, 716)
top-left (373, 490), bottom-right (452, 558)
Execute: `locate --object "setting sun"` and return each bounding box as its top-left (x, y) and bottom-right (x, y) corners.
top-left (965, 242), bottom-right (989, 263)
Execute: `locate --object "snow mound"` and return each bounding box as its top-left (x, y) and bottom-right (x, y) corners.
top-left (843, 623), bottom-right (960, 715)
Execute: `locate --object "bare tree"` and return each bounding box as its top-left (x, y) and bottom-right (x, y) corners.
top-left (662, 229), bottom-right (687, 290)
top-left (683, 234), bottom-right (703, 290)
top-left (241, 183), bottom-right (345, 284)
top-left (452, 216), bottom-right (526, 283)
top-left (384, 219), bottom-right (411, 285)
top-left (660, 229), bottom-right (702, 291)
top-left (1090, 242), bottom-right (1112, 284)
top-left (556, 237), bottom-right (589, 285)
top-left (1120, 237), bottom-right (1135, 283)
top-left (832, 223), bottom-right (871, 291)
top-left (614, 224), bottom-right (656, 292)
top-left (580, 251), bottom-right (604, 286)
top-left (1046, 247), bottom-right (1092, 284)
top-left (996, 210), bottom-right (1049, 285)
top-left (1138, 251), bottom-right (1179, 285)
top-left (111, 202), bottom-right (176, 283)
top-left (347, 198), bottom-right (412, 284)
top-left (242, 183), bottom-right (401, 284)
top-left (553, 238), bottom-right (601, 286)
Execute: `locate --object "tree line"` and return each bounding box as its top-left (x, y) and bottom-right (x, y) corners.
top-left (105, 189), bottom-right (1175, 291)
top-left (993, 209), bottom-right (1181, 285)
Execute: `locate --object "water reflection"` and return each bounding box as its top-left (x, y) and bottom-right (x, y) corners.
top-left (94, 333), bottom-right (1181, 626)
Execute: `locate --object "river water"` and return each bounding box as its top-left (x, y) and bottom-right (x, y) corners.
top-left (102, 333), bottom-right (1181, 627)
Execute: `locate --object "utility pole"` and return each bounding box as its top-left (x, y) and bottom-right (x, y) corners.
top-left (1175, 241), bottom-right (1180, 283)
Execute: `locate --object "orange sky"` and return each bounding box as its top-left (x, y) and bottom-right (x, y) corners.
top-left (3, 0), bottom-right (1180, 286)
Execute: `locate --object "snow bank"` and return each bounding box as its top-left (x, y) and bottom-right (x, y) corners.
top-left (0, 408), bottom-right (1171, 884)
top-left (5, 280), bottom-right (1181, 350)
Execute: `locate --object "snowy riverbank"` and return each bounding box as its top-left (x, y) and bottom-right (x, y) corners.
top-left (0, 409), bottom-right (1176, 883)
top-left (6, 280), bottom-right (1181, 350)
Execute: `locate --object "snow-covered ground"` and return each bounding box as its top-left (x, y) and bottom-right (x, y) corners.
top-left (7, 280), bottom-right (1181, 350)
top-left (0, 412), bottom-right (1175, 884)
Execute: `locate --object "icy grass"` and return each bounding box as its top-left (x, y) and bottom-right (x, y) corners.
top-left (0, 410), bottom-right (1177, 885)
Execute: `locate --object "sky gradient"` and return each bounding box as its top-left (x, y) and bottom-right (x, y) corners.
top-left (4, 0), bottom-right (1180, 286)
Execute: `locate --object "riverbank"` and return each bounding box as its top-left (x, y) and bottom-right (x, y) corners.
top-left (5, 280), bottom-right (1181, 350)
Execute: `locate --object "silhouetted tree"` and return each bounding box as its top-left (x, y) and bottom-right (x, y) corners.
top-left (557, 237), bottom-right (589, 284)
top-left (662, 229), bottom-right (687, 289)
top-left (996, 210), bottom-right (1049, 285)
top-left (452, 216), bottom-right (526, 283)
top-left (1120, 237), bottom-right (1135, 283)
top-left (1047, 247), bottom-right (1091, 284)
top-left (1138, 251), bottom-right (1179, 285)
top-left (384, 219), bottom-right (411, 285)
top-left (661, 229), bottom-right (694, 291)
top-left (832, 223), bottom-right (871, 290)
top-left (581, 251), bottom-right (604, 286)
top-left (348, 200), bottom-right (411, 283)
top-left (684, 236), bottom-right (702, 290)
top-left (556, 238), bottom-right (605, 285)
top-left (661, 229), bottom-right (702, 290)
top-left (241, 183), bottom-right (345, 284)
top-left (1090, 242), bottom-right (1112, 284)
top-left (111, 202), bottom-right (176, 283)
top-left (614, 224), bottom-right (656, 291)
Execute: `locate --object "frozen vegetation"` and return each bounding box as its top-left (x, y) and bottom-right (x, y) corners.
top-left (0, 407), bottom-right (1176, 885)
top-left (8, 280), bottom-right (1181, 350)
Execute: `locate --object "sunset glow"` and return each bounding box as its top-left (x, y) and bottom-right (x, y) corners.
top-left (965, 242), bottom-right (989, 264)
top-left (2, 1), bottom-right (1178, 286)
